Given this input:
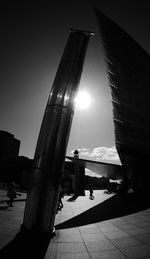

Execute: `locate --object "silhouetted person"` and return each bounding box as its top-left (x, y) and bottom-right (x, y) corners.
top-left (6, 182), bottom-right (16, 207)
top-left (89, 186), bottom-right (94, 200)
top-left (57, 188), bottom-right (64, 212)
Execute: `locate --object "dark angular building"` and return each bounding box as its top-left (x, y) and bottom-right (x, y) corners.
top-left (96, 10), bottom-right (150, 192)
top-left (0, 131), bottom-right (22, 183)
top-left (0, 130), bottom-right (20, 159)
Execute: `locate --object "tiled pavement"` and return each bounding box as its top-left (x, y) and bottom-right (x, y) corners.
top-left (1, 189), bottom-right (150, 258)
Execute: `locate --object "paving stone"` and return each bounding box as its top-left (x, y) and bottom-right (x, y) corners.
top-left (79, 227), bottom-right (99, 234)
top-left (84, 239), bottom-right (116, 252)
top-left (79, 223), bottom-right (96, 229)
top-left (125, 227), bottom-right (149, 235)
top-left (103, 230), bottom-right (130, 239)
top-left (134, 233), bottom-right (150, 244)
top-left (44, 252), bottom-right (56, 259)
top-left (81, 233), bottom-right (107, 242)
top-left (111, 236), bottom-right (143, 248)
top-left (46, 242), bottom-right (58, 253)
top-left (98, 225), bottom-right (123, 233)
top-left (89, 249), bottom-right (127, 259)
top-left (120, 244), bottom-right (150, 258)
top-left (56, 252), bottom-right (90, 259)
top-left (57, 229), bottom-right (83, 242)
top-left (118, 223), bottom-right (141, 230)
top-left (57, 242), bottom-right (87, 253)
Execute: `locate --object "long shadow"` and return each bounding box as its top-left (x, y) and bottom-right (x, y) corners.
top-left (0, 205), bottom-right (8, 210)
top-left (0, 199), bottom-right (27, 210)
top-left (55, 193), bottom-right (150, 230)
top-left (0, 226), bottom-right (55, 259)
top-left (0, 199), bottom-right (27, 203)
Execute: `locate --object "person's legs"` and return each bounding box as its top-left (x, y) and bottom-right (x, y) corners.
top-left (9, 198), bottom-right (13, 207)
top-left (58, 200), bottom-right (63, 210)
top-left (60, 200), bottom-right (63, 208)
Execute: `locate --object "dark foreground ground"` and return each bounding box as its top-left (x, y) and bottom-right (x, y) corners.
top-left (0, 189), bottom-right (150, 258)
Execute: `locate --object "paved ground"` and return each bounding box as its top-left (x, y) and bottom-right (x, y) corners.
top-left (0, 189), bottom-right (150, 258)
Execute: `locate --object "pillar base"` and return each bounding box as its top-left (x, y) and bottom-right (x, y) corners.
top-left (20, 224), bottom-right (56, 239)
top-left (0, 225), bottom-right (55, 259)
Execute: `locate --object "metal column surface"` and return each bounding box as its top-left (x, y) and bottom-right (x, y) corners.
top-left (22, 30), bottom-right (93, 233)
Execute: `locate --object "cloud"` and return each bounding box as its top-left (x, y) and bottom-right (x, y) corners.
top-left (70, 146), bottom-right (121, 164)
top-left (90, 146), bottom-right (120, 162)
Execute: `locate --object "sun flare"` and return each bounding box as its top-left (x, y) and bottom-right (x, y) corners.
top-left (75, 90), bottom-right (91, 110)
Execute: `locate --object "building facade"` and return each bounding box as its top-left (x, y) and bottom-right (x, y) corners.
top-left (96, 10), bottom-right (150, 192)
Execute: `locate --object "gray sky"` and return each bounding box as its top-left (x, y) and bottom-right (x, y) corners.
top-left (0, 0), bottom-right (149, 162)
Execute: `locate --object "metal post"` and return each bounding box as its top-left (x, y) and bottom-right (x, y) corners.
top-left (22, 29), bottom-right (94, 235)
top-left (74, 150), bottom-right (80, 196)
top-left (74, 150), bottom-right (85, 197)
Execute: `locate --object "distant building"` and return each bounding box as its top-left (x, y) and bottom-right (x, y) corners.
top-left (0, 130), bottom-right (20, 159)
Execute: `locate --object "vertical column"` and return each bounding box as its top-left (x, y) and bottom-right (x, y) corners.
top-left (74, 150), bottom-right (85, 196)
top-left (22, 30), bottom-right (94, 234)
top-left (74, 150), bottom-right (80, 197)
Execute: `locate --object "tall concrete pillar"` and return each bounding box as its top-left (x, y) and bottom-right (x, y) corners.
top-left (22, 29), bottom-right (94, 235)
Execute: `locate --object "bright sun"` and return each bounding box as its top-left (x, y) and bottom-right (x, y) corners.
top-left (75, 90), bottom-right (91, 110)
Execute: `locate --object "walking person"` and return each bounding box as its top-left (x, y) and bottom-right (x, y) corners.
top-left (89, 186), bottom-right (95, 200)
top-left (56, 188), bottom-right (64, 213)
top-left (6, 182), bottom-right (17, 207)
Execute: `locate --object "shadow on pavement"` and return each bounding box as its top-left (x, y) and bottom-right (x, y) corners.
top-left (55, 193), bottom-right (150, 230)
top-left (0, 199), bottom-right (27, 203)
top-left (0, 226), bottom-right (55, 259)
top-left (67, 194), bottom-right (79, 202)
top-left (0, 199), bottom-right (27, 210)
top-left (0, 205), bottom-right (8, 210)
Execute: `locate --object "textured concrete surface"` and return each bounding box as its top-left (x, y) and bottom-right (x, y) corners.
top-left (1, 189), bottom-right (150, 258)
